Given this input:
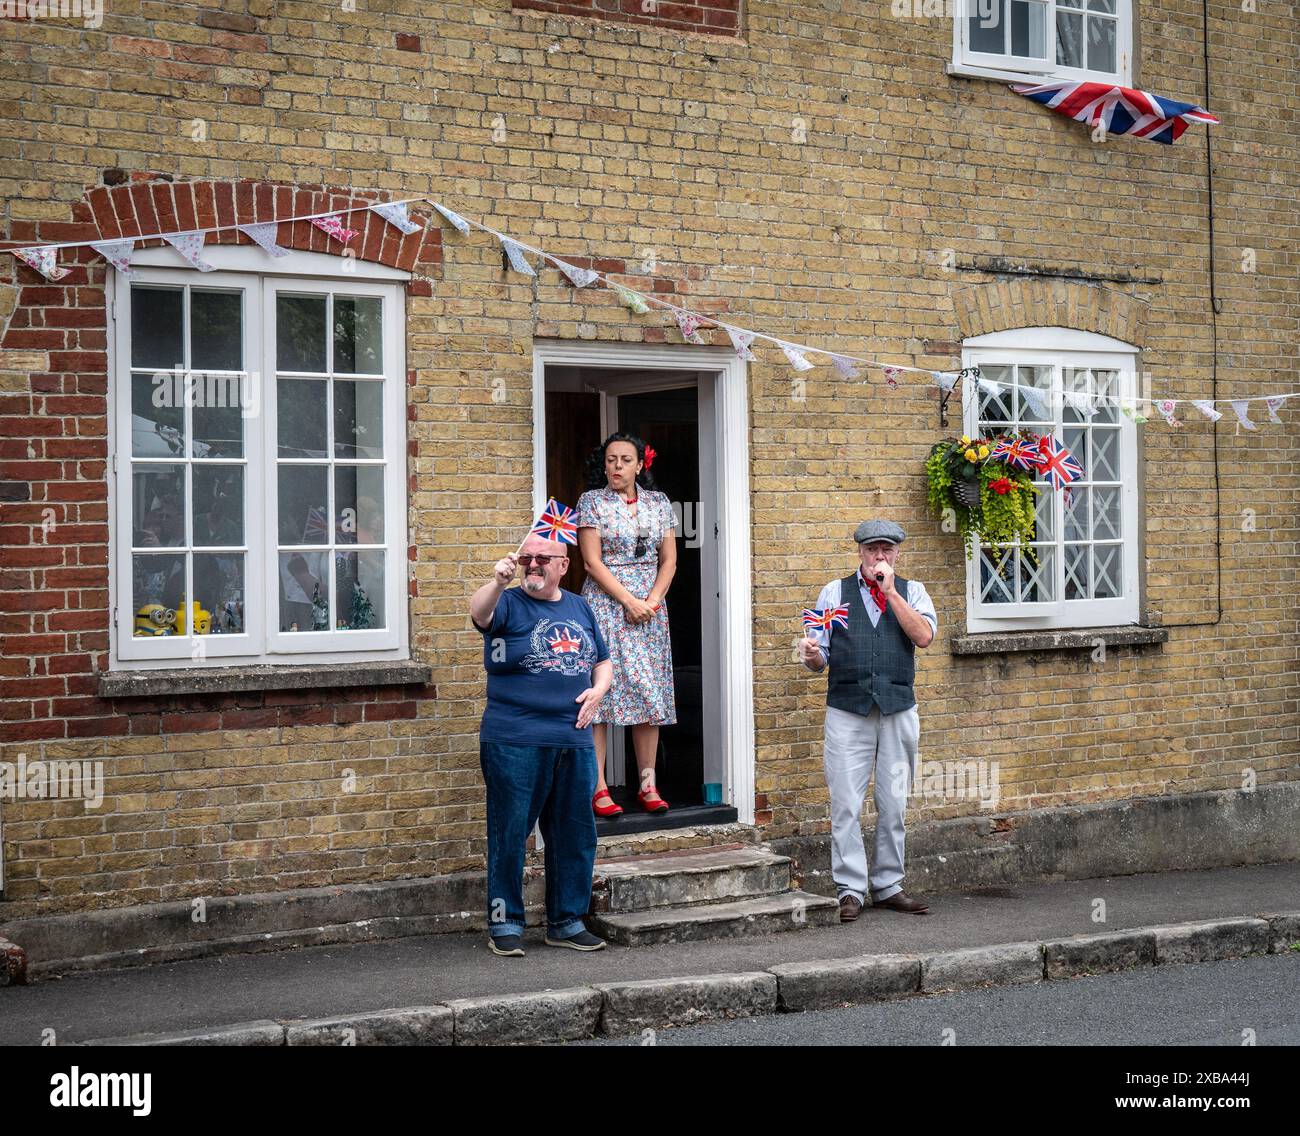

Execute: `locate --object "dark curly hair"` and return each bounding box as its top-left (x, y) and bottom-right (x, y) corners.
top-left (585, 432), bottom-right (658, 491)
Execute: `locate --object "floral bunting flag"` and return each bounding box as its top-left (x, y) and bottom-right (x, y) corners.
top-left (780, 343), bottom-right (814, 372)
top-left (90, 239), bottom-right (136, 277)
top-left (1192, 399), bottom-right (1222, 422)
top-left (162, 231), bottom-right (216, 272)
top-left (309, 214), bottom-right (358, 244)
top-left (1155, 398), bottom-right (1180, 426)
top-left (432, 202), bottom-right (471, 234)
top-left (1266, 396), bottom-right (1287, 424)
top-left (237, 223), bottom-right (289, 259)
top-left (672, 308), bottom-right (706, 344)
top-left (13, 245), bottom-right (70, 280)
top-left (1230, 400), bottom-right (1257, 430)
top-left (369, 201), bottom-right (422, 235)
top-left (725, 326), bottom-right (757, 362)
top-left (552, 258), bottom-right (599, 288)
top-left (830, 355), bottom-right (860, 380)
top-left (613, 284), bottom-right (649, 314)
top-left (500, 237), bottom-right (536, 277)
top-left (882, 366), bottom-right (903, 390)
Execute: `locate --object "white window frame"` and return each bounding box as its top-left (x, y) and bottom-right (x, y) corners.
top-left (108, 247), bottom-right (410, 669)
top-left (950, 0), bottom-right (1133, 85)
top-left (962, 327), bottom-right (1140, 634)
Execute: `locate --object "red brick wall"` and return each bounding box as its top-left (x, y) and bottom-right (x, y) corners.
top-left (0, 173), bottom-right (441, 742)
top-left (512, 0), bottom-right (743, 37)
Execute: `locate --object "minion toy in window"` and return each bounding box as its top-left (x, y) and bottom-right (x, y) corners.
top-left (134, 604), bottom-right (176, 637)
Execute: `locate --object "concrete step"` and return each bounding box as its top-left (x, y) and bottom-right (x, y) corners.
top-left (589, 891), bottom-right (840, 946)
top-left (591, 846), bottom-right (794, 914)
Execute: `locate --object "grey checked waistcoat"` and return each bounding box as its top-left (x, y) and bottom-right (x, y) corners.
top-left (826, 572), bottom-right (917, 717)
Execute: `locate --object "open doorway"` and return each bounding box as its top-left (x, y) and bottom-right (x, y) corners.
top-left (535, 342), bottom-right (753, 834)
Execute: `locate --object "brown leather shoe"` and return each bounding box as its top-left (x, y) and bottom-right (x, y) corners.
top-left (838, 895), bottom-right (863, 923)
top-left (872, 891), bottom-right (929, 914)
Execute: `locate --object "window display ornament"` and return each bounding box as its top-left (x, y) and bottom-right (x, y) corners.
top-left (350, 582), bottom-right (374, 630)
top-left (311, 583), bottom-right (330, 631)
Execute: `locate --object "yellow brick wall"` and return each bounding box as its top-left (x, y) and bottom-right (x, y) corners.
top-left (0, 0), bottom-right (1296, 914)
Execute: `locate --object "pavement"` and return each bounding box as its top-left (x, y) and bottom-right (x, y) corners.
top-left (1, 860), bottom-right (1297, 1045)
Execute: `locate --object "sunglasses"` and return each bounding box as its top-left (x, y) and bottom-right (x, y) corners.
top-left (517, 554), bottom-right (561, 567)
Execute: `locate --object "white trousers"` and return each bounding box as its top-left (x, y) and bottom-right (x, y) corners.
top-left (822, 704), bottom-right (919, 903)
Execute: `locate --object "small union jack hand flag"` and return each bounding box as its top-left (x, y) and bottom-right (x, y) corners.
top-left (1035, 434), bottom-right (1084, 492)
top-left (990, 435), bottom-right (1044, 473)
top-left (529, 498), bottom-right (578, 545)
top-left (802, 607), bottom-right (849, 632)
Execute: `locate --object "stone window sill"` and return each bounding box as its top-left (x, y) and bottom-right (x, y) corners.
top-left (950, 625), bottom-right (1168, 656)
top-left (98, 660), bottom-right (432, 699)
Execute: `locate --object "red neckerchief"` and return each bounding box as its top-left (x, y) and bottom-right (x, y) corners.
top-left (860, 568), bottom-right (887, 612)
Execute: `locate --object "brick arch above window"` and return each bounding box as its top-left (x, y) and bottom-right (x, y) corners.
top-left (952, 277), bottom-right (1149, 349)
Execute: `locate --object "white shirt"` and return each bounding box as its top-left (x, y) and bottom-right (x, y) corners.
top-left (804, 571), bottom-right (938, 670)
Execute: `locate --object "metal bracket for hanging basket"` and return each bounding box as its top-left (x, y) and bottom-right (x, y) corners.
top-left (939, 366), bottom-right (982, 429)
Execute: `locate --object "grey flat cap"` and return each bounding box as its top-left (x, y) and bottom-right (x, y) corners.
top-left (854, 519), bottom-right (906, 545)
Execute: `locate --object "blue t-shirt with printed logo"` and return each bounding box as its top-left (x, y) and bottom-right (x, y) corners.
top-left (476, 586), bottom-right (610, 747)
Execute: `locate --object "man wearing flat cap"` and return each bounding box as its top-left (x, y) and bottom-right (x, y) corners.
top-left (798, 519), bottom-right (937, 922)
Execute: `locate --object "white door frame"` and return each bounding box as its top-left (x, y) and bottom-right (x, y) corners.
top-left (531, 341), bottom-right (755, 824)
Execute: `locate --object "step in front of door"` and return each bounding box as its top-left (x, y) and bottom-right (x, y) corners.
top-left (591, 846), bottom-right (794, 914)
top-left (588, 891), bottom-right (840, 946)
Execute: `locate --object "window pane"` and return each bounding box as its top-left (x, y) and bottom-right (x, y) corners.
top-left (192, 374), bottom-right (245, 459)
top-left (1091, 427), bottom-right (1120, 481)
top-left (192, 465), bottom-right (244, 547)
top-left (131, 286), bottom-right (184, 369)
top-left (278, 465), bottom-right (329, 545)
top-left (1033, 484), bottom-right (1055, 541)
top-left (1062, 367), bottom-right (1094, 423)
top-left (277, 293), bottom-right (327, 372)
top-left (1093, 485), bottom-right (1121, 540)
top-left (132, 553), bottom-right (184, 634)
top-left (1064, 486), bottom-right (1089, 540)
top-left (278, 378), bottom-right (328, 458)
top-left (1010, 0), bottom-right (1048, 58)
top-left (335, 466), bottom-right (386, 544)
top-left (1019, 545), bottom-right (1055, 602)
top-left (190, 290), bottom-right (242, 371)
top-left (977, 364), bottom-right (1012, 425)
top-left (133, 465), bottom-right (185, 548)
top-left (1064, 543), bottom-right (1089, 599)
top-left (1093, 370), bottom-right (1120, 423)
top-left (193, 553), bottom-right (245, 635)
top-left (334, 380), bottom-right (384, 459)
top-left (979, 546), bottom-right (1016, 603)
top-left (131, 372), bottom-right (185, 458)
top-left (1093, 544), bottom-right (1121, 598)
top-left (1057, 9), bottom-right (1085, 67)
top-left (334, 296), bottom-right (383, 375)
top-left (1063, 425), bottom-right (1087, 466)
top-left (278, 551), bottom-right (329, 632)
top-left (335, 551), bottom-right (385, 630)
top-left (1088, 0), bottom-right (1115, 12)
top-left (1088, 15), bottom-right (1116, 73)
top-left (968, 0), bottom-right (1008, 53)
top-left (1016, 365), bottom-right (1052, 424)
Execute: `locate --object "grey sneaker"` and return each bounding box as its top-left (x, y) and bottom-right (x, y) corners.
top-left (544, 929), bottom-right (606, 951)
top-left (489, 934), bottom-right (526, 957)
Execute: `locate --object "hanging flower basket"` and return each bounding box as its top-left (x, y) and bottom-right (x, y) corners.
top-left (925, 432), bottom-right (1042, 561)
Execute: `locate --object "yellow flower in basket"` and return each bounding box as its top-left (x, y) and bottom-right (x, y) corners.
top-left (964, 447), bottom-right (977, 462)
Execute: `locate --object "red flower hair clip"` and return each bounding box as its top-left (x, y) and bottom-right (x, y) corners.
top-left (643, 445), bottom-right (656, 469)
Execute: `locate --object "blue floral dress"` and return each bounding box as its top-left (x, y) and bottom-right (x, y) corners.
top-left (576, 487), bottom-right (677, 726)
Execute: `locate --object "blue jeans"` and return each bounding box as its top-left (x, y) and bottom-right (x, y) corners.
top-left (479, 740), bottom-right (598, 939)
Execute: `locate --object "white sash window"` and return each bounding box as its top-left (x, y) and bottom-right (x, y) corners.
top-left (951, 0), bottom-right (1133, 85)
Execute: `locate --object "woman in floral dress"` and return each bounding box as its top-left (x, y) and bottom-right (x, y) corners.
top-left (576, 433), bottom-right (677, 816)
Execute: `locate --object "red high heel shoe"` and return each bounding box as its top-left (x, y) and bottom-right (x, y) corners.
top-left (593, 788), bottom-right (623, 817)
top-left (637, 786), bottom-right (669, 814)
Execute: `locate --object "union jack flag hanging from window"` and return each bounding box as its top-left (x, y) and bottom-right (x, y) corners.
top-left (529, 498), bottom-right (578, 545)
top-left (1011, 82), bottom-right (1218, 145)
top-left (1036, 434), bottom-right (1085, 492)
top-left (802, 607), bottom-right (850, 632)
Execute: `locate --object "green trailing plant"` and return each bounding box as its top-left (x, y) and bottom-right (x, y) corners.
top-left (926, 431), bottom-right (1041, 564)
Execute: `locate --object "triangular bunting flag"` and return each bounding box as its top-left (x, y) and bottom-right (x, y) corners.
top-left (500, 237), bottom-right (536, 277)
top-left (162, 231), bottom-right (216, 272)
top-left (13, 246), bottom-right (70, 281)
top-left (1155, 398), bottom-right (1180, 426)
top-left (933, 371), bottom-right (959, 393)
top-left (672, 309), bottom-right (706, 344)
top-left (238, 223), bottom-right (289, 259)
top-left (830, 355), bottom-right (860, 380)
top-left (612, 285), bottom-right (650, 315)
top-left (90, 239), bottom-right (136, 277)
top-left (1192, 399), bottom-right (1222, 422)
top-left (432, 202), bottom-right (471, 234)
top-left (309, 214), bottom-right (358, 244)
top-left (977, 376), bottom-right (1003, 400)
top-left (1020, 385), bottom-right (1051, 420)
top-left (780, 343), bottom-right (814, 372)
top-left (1266, 396), bottom-right (1287, 424)
top-left (369, 202), bottom-right (422, 235)
top-left (1063, 390), bottom-right (1098, 418)
top-left (1230, 400), bottom-right (1257, 430)
top-left (1120, 402), bottom-right (1148, 424)
top-left (724, 326), bottom-right (757, 362)
top-left (882, 366), bottom-right (903, 390)
top-left (552, 259), bottom-right (599, 288)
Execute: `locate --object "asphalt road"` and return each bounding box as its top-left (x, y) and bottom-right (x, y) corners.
top-left (579, 952), bottom-right (1300, 1046)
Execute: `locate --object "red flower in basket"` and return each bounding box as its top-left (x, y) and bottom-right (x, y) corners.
top-left (990, 477), bottom-right (1013, 496)
top-left (643, 445), bottom-right (656, 469)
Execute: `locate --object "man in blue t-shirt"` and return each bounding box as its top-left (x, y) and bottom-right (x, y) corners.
top-left (470, 533), bottom-right (612, 957)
